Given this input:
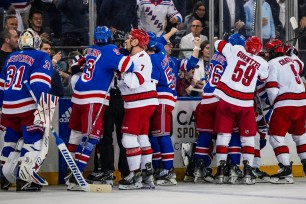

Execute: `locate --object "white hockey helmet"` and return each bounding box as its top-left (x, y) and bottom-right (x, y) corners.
top-left (18, 28), bottom-right (42, 50)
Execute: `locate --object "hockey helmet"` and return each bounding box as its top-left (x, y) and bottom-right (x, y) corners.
top-left (245, 36), bottom-right (262, 55)
top-left (147, 32), bottom-right (157, 49)
top-left (264, 39), bottom-right (284, 53)
top-left (113, 30), bottom-right (126, 47)
top-left (130, 29), bottom-right (149, 48)
top-left (18, 28), bottom-right (41, 50)
top-left (228, 33), bottom-right (246, 46)
top-left (94, 26), bottom-right (112, 45)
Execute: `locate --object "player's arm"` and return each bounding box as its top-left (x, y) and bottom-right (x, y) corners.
top-left (214, 40), bottom-right (232, 58)
top-left (30, 53), bottom-right (53, 101)
top-left (168, 0), bottom-right (182, 24)
top-left (123, 55), bottom-right (152, 89)
top-left (265, 63), bottom-right (279, 105)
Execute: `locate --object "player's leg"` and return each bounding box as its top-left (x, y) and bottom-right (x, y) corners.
top-left (227, 131), bottom-right (243, 184)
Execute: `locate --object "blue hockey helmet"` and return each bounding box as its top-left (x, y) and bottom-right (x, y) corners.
top-left (94, 26), bottom-right (112, 45)
top-left (228, 33), bottom-right (246, 46)
top-left (147, 31), bottom-right (157, 49)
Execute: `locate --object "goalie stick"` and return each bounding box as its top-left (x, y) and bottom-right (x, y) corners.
top-left (23, 80), bottom-right (112, 193)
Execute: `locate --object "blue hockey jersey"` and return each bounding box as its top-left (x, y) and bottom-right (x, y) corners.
top-left (72, 44), bottom-right (134, 105)
top-left (0, 49), bottom-right (52, 114)
top-left (201, 51), bottom-right (227, 104)
top-left (150, 42), bottom-right (176, 107)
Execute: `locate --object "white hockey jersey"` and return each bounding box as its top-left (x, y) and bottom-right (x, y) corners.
top-left (118, 50), bottom-right (159, 109)
top-left (265, 54), bottom-right (306, 109)
top-left (213, 40), bottom-right (269, 107)
top-left (137, 0), bottom-right (182, 37)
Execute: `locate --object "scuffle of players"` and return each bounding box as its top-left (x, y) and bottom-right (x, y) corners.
top-left (0, 25), bottom-right (306, 193)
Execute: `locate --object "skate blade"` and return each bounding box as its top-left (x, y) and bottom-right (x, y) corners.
top-left (215, 176), bottom-right (224, 184)
top-left (229, 176), bottom-right (239, 184)
top-left (242, 177), bottom-right (256, 185)
top-left (157, 179), bottom-right (177, 186)
top-left (255, 177), bottom-right (271, 183)
top-left (270, 177), bottom-right (294, 184)
top-left (118, 183), bottom-right (143, 190)
top-left (183, 176), bottom-right (194, 182)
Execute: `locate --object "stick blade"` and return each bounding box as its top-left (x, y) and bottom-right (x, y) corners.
top-left (290, 17), bottom-right (298, 30)
top-left (89, 184), bottom-right (112, 193)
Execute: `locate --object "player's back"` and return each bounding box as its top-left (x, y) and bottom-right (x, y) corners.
top-left (1, 49), bottom-right (52, 114)
top-left (150, 45), bottom-right (176, 106)
top-left (267, 55), bottom-right (306, 108)
top-left (73, 44), bottom-right (132, 105)
top-left (201, 52), bottom-right (227, 104)
top-left (214, 41), bottom-right (269, 107)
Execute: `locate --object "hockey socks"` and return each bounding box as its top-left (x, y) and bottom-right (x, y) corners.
top-left (149, 135), bottom-right (161, 169)
top-left (158, 135), bottom-right (174, 170)
top-left (228, 132), bottom-right (241, 165)
top-left (75, 138), bottom-right (99, 172)
top-left (194, 132), bottom-right (213, 167)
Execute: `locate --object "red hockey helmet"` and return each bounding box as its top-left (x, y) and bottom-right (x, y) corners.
top-left (130, 29), bottom-right (150, 48)
top-left (264, 39), bottom-right (284, 53)
top-left (245, 36), bottom-right (262, 55)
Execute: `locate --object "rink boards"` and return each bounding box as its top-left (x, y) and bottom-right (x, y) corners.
top-left (0, 97), bottom-right (304, 185)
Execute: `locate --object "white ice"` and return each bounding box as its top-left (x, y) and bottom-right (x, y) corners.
top-left (2, 179), bottom-right (306, 204)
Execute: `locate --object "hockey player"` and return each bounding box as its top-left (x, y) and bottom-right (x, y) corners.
top-left (194, 34), bottom-right (245, 184)
top-left (0, 28), bottom-right (52, 191)
top-left (147, 28), bottom-right (200, 183)
top-left (117, 29), bottom-right (159, 190)
top-left (87, 31), bottom-right (131, 186)
top-left (213, 36), bottom-right (269, 185)
top-left (264, 40), bottom-right (306, 184)
top-left (137, 0), bottom-right (182, 37)
top-left (66, 26), bottom-right (134, 191)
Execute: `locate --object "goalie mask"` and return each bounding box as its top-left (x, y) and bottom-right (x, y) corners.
top-left (18, 28), bottom-right (41, 50)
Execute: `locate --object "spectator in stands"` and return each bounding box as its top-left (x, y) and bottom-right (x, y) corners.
top-left (176, 68), bottom-right (203, 97)
top-left (40, 38), bottom-right (64, 97)
top-left (266, 0), bottom-right (285, 41)
top-left (32, 0), bottom-right (62, 42)
top-left (214, 0), bottom-right (246, 36)
top-left (180, 19), bottom-right (208, 58)
top-left (298, 0), bottom-right (306, 77)
top-left (54, 0), bottom-right (89, 46)
top-left (179, 1), bottom-right (208, 37)
top-left (194, 40), bottom-right (210, 82)
top-left (137, 0), bottom-right (182, 37)
top-left (244, 0), bottom-right (275, 44)
top-left (28, 10), bottom-right (49, 39)
top-left (0, 28), bottom-right (18, 73)
top-left (97, 0), bottom-right (137, 33)
top-left (2, 0), bottom-right (32, 32)
top-left (4, 15), bottom-right (20, 36)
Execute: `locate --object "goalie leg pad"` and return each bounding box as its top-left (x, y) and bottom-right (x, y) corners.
top-left (1, 127), bottom-right (21, 157)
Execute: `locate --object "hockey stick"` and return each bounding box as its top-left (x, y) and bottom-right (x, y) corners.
top-left (290, 17), bottom-right (299, 46)
top-left (23, 81), bottom-right (112, 192)
top-left (75, 75), bottom-right (115, 166)
top-left (255, 89), bottom-right (279, 143)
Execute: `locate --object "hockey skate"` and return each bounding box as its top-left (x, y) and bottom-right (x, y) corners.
top-left (228, 165), bottom-right (243, 184)
top-left (301, 159), bottom-right (306, 175)
top-left (214, 160), bottom-right (226, 184)
top-left (67, 174), bottom-right (85, 191)
top-left (241, 160), bottom-right (256, 185)
top-left (86, 170), bottom-right (114, 186)
top-left (0, 176), bottom-right (11, 190)
top-left (118, 171), bottom-right (142, 190)
top-left (270, 162), bottom-right (294, 184)
top-left (142, 162), bottom-right (155, 189)
top-left (156, 168), bottom-right (177, 186)
top-left (194, 159), bottom-right (205, 183)
top-left (252, 167), bottom-right (270, 183)
top-left (183, 154), bottom-right (195, 182)
top-left (16, 179), bottom-right (42, 191)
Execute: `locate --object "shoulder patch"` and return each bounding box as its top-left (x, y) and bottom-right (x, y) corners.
top-left (113, 48), bottom-right (121, 55)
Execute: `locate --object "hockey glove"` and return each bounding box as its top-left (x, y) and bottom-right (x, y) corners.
top-left (284, 45), bottom-right (299, 57)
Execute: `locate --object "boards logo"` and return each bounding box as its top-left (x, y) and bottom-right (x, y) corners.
top-left (59, 107), bottom-right (72, 123)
